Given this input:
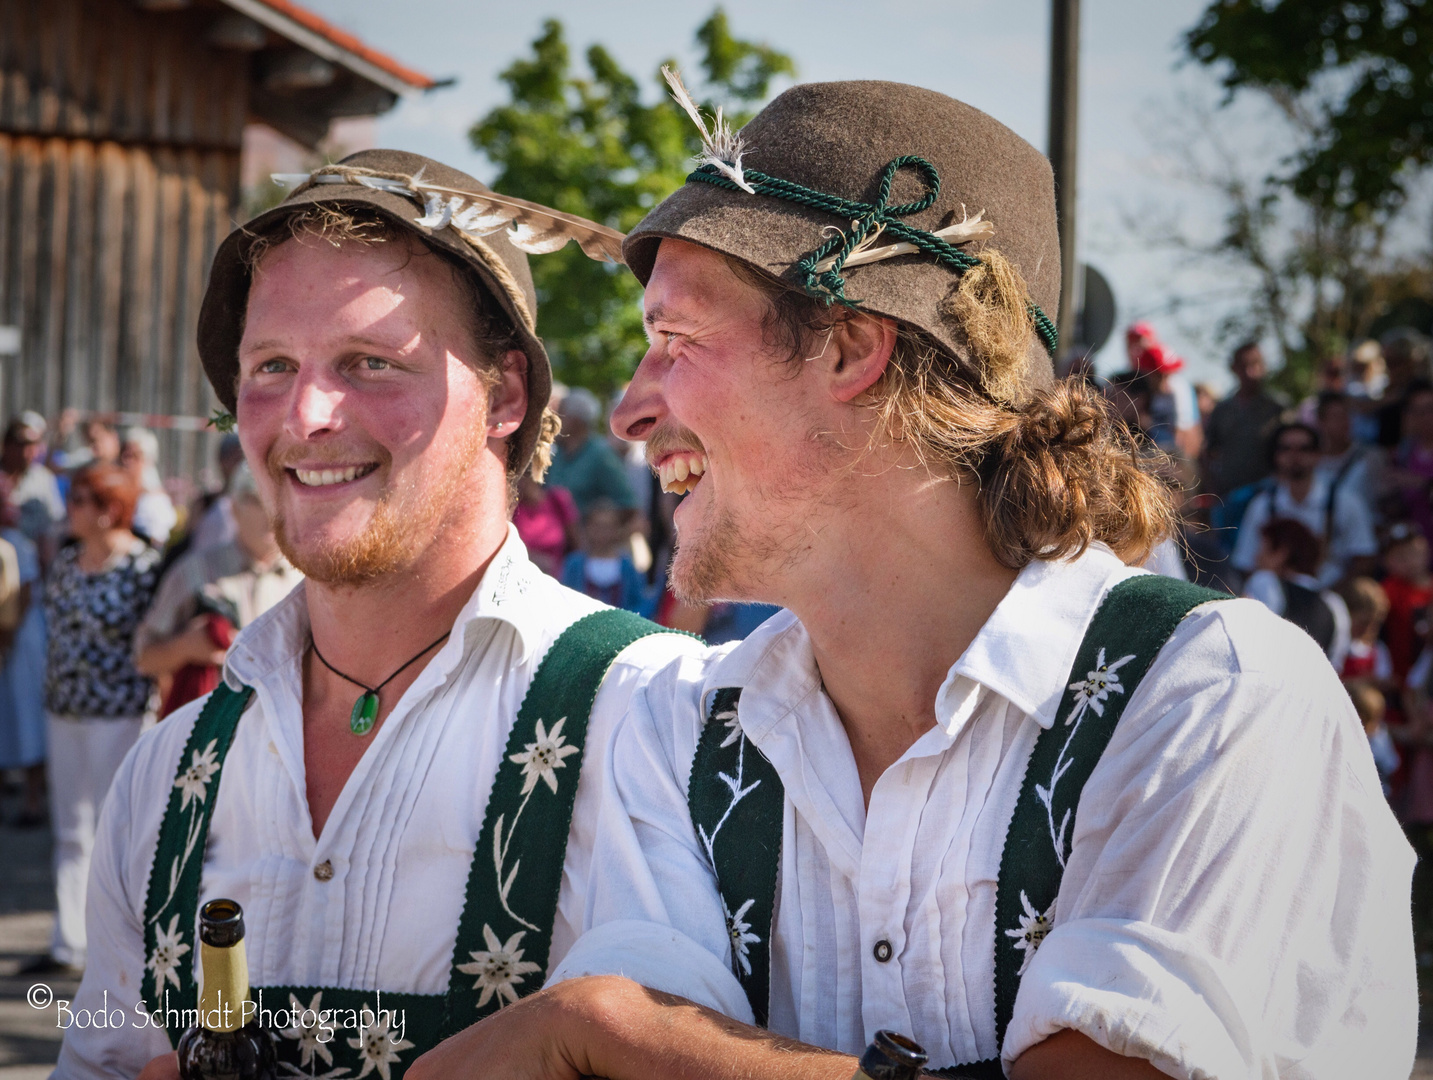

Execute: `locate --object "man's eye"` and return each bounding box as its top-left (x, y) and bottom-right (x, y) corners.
top-left (363, 357), bottom-right (390, 371)
top-left (258, 359), bottom-right (288, 374)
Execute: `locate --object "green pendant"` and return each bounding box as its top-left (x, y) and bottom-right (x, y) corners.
top-left (349, 691), bottom-right (379, 736)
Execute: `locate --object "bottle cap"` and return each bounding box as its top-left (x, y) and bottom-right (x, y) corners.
top-left (857, 1030), bottom-right (929, 1079)
top-left (198, 898), bottom-right (246, 948)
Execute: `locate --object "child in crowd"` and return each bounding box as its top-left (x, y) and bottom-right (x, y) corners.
top-left (1337, 577), bottom-right (1394, 688)
top-left (1382, 522), bottom-right (1433, 685)
top-left (561, 498), bottom-right (652, 615)
top-left (1242, 517), bottom-right (1350, 668)
top-left (1348, 682), bottom-right (1399, 800)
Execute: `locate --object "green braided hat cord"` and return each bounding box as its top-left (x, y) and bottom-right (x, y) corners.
top-left (688, 156), bottom-right (1058, 358)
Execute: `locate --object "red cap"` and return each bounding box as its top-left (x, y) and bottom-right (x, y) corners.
top-left (1126, 320), bottom-right (1158, 343)
top-left (1135, 343), bottom-right (1184, 374)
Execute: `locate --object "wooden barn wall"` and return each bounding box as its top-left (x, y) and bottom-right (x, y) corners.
top-left (0, 0), bottom-right (248, 480)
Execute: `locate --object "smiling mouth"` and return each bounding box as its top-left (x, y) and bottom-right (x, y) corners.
top-left (290, 464), bottom-right (379, 488)
top-left (655, 452), bottom-right (707, 495)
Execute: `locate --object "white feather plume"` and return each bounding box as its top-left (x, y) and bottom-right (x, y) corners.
top-left (662, 65), bottom-right (755, 194)
top-left (271, 169), bottom-right (625, 264)
top-left (811, 208), bottom-right (996, 274)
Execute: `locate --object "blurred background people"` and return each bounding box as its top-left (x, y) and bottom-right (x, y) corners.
top-left (30, 465), bottom-right (160, 974)
top-left (0, 474), bottom-right (46, 827)
top-left (118, 427), bottom-right (177, 548)
top-left (513, 471), bottom-right (580, 578)
top-left (547, 387), bottom-right (637, 514)
top-left (1203, 341), bottom-right (1286, 498)
top-left (1241, 516), bottom-right (1350, 668)
top-left (1231, 421), bottom-right (1378, 586)
top-left (561, 498), bottom-right (651, 614)
top-left (186, 432), bottom-right (247, 554)
top-left (2, 412), bottom-right (63, 551)
top-left (133, 464), bottom-right (301, 718)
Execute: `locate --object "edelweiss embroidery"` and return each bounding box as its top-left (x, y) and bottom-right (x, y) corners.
top-left (723, 897), bottom-right (761, 976)
top-left (456, 925), bottom-right (543, 1008)
top-left (280, 992), bottom-right (340, 1075)
top-left (1004, 891), bottom-right (1056, 975)
top-left (146, 914), bottom-right (190, 997)
top-left (347, 1005), bottom-right (414, 1080)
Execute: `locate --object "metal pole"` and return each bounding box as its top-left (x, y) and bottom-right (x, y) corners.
top-left (1048, 0), bottom-right (1080, 355)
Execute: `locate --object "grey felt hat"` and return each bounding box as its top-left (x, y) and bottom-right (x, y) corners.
top-left (199, 149), bottom-right (558, 476)
top-left (625, 80), bottom-right (1061, 396)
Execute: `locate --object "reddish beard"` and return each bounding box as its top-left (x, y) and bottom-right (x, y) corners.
top-left (266, 424), bottom-right (485, 586)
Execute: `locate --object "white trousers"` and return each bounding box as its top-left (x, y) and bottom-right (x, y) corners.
top-left (46, 713), bottom-right (142, 967)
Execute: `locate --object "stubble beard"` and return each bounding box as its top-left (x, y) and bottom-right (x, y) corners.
top-left (269, 423), bottom-right (486, 587)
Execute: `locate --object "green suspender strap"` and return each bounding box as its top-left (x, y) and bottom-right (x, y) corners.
top-left (141, 609), bottom-right (681, 1080)
top-left (688, 575), bottom-right (1221, 1078)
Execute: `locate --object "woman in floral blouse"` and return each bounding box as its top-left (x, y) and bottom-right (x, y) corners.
top-left (35, 464), bottom-right (160, 974)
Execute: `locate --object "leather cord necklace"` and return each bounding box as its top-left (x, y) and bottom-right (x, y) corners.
top-left (310, 631), bottom-right (451, 736)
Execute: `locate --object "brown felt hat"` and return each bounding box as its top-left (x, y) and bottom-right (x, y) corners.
top-left (625, 80), bottom-right (1060, 397)
top-left (198, 149), bottom-right (551, 476)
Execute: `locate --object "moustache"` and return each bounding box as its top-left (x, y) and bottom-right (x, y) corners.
top-left (642, 426), bottom-right (706, 470)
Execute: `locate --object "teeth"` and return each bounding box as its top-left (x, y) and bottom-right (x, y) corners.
top-left (657, 454), bottom-right (708, 495)
top-left (295, 466), bottom-right (373, 487)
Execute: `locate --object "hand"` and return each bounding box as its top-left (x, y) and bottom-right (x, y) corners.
top-left (180, 616), bottom-right (228, 667)
top-left (137, 1051), bottom-right (180, 1080)
top-left (405, 978), bottom-right (610, 1080)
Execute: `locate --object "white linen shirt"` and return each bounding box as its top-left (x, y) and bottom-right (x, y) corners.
top-left (552, 545), bottom-right (1416, 1079)
top-left (55, 527), bottom-right (705, 1080)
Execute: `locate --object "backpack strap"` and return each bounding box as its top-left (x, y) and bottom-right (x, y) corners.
top-left (990, 574), bottom-right (1222, 1052)
top-left (441, 608), bottom-right (690, 1034)
top-left (687, 686), bottom-right (784, 1027)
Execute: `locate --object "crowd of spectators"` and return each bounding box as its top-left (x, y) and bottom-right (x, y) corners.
top-left (1091, 321), bottom-right (1433, 955)
top-left (0, 417), bottom-right (295, 974)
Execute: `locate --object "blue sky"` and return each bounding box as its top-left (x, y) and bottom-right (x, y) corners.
top-left (298, 0), bottom-right (1282, 389)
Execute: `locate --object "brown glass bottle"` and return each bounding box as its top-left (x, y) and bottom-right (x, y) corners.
top-left (178, 899), bottom-right (276, 1080)
top-left (851, 1030), bottom-right (929, 1080)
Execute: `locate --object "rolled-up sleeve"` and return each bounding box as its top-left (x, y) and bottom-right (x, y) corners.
top-left (1003, 608), bottom-right (1417, 1078)
top-left (548, 652), bottom-right (751, 1021)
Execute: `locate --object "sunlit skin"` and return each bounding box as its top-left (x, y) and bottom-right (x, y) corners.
top-left (402, 240), bottom-right (1163, 1080)
top-left (136, 235), bottom-right (530, 1080)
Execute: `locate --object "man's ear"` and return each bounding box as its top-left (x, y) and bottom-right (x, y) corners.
top-left (818, 314), bottom-right (897, 403)
top-left (487, 349), bottom-right (529, 437)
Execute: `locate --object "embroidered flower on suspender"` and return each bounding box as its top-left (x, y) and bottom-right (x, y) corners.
top-left (346, 1005), bottom-right (414, 1080)
top-left (146, 914), bottom-right (190, 996)
top-left (508, 717), bottom-right (580, 795)
top-left (722, 897), bottom-right (762, 977)
top-left (1066, 648), bottom-right (1135, 724)
top-left (174, 741), bottom-right (221, 808)
top-left (1004, 891), bottom-right (1056, 975)
top-left (457, 924), bottom-right (544, 1008)
top-left (715, 707), bottom-right (742, 749)
top-left (281, 992), bottom-right (337, 1071)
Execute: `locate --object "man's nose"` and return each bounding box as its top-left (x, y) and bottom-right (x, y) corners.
top-left (286, 368), bottom-right (346, 439)
top-left (610, 345), bottom-right (667, 442)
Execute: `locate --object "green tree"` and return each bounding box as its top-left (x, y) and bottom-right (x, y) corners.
top-left (1170, 1), bottom-right (1433, 394)
top-left (471, 11), bottom-right (795, 394)
top-left (1187, 0), bottom-right (1433, 218)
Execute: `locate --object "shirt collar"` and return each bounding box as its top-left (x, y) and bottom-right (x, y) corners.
top-left (942, 544), bottom-right (1137, 729)
top-left (701, 544), bottom-right (1138, 738)
top-left (224, 524), bottom-right (547, 689)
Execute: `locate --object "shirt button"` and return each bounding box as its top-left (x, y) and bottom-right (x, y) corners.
top-left (873, 939), bottom-right (893, 963)
top-left (313, 860), bottom-right (333, 881)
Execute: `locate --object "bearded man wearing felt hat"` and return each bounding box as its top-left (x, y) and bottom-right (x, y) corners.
top-left (53, 151), bottom-right (704, 1080)
top-left (409, 79), bottom-right (1416, 1080)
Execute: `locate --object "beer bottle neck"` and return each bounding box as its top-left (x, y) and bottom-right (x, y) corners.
top-left (197, 938), bottom-right (249, 1033)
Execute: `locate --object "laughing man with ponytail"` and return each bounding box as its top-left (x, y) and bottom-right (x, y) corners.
top-left (409, 79), bottom-right (1415, 1080)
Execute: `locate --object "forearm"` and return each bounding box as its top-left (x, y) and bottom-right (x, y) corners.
top-left (134, 636), bottom-right (194, 678)
top-left (409, 976), bottom-right (854, 1080)
top-left (578, 978), bottom-right (853, 1080)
